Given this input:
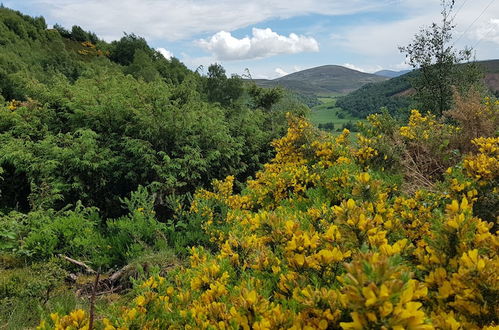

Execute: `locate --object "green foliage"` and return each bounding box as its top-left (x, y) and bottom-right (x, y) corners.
top-left (0, 211), bottom-right (22, 252)
top-left (0, 260), bottom-right (67, 301)
top-left (70, 25), bottom-right (97, 43)
top-left (247, 82), bottom-right (284, 111)
top-left (106, 186), bottom-right (169, 265)
top-left (0, 259), bottom-right (88, 329)
top-left (0, 8), bottom-right (315, 327)
top-left (0, 6), bottom-right (306, 266)
top-left (125, 49), bottom-right (159, 82)
top-left (318, 122), bottom-right (334, 131)
top-left (336, 72), bottom-right (414, 117)
top-left (109, 33), bottom-right (151, 65)
top-left (203, 63), bottom-right (244, 106)
top-left (53, 23), bottom-right (70, 38)
top-left (17, 204), bottom-right (107, 264)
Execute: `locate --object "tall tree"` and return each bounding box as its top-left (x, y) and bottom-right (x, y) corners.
top-left (399, 0), bottom-right (482, 115)
top-left (205, 63), bottom-right (243, 107)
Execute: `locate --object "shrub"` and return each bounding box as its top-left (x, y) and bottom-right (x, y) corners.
top-left (19, 203), bottom-right (109, 267)
top-left (106, 186), bottom-right (169, 265)
top-left (444, 89), bottom-right (499, 153)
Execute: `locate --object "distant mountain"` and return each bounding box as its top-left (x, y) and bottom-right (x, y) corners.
top-left (374, 69), bottom-right (411, 78)
top-left (253, 65), bottom-right (388, 95)
top-left (337, 59), bottom-right (499, 117)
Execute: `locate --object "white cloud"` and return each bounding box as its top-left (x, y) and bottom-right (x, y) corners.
top-left (156, 47), bottom-right (173, 59)
top-left (197, 28), bottom-right (319, 60)
top-left (22, 0), bottom-right (396, 42)
top-left (343, 63), bottom-right (366, 72)
top-left (392, 61), bottom-right (412, 70)
top-left (275, 68), bottom-right (289, 77)
top-left (470, 18), bottom-right (499, 44)
top-left (330, 0), bottom-right (499, 59)
top-left (343, 63), bottom-right (383, 73)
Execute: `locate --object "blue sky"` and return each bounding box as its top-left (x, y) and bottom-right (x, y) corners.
top-left (4, 0), bottom-right (499, 78)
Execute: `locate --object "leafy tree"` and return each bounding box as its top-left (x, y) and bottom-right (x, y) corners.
top-left (399, 0), bottom-right (482, 115)
top-left (154, 54), bottom-right (190, 84)
top-left (204, 63), bottom-right (244, 107)
top-left (125, 49), bottom-right (159, 82)
top-left (70, 25), bottom-right (87, 42)
top-left (109, 33), bottom-right (153, 66)
top-left (53, 23), bottom-right (70, 38)
top-left (247, 83), bottom-right (283, 111)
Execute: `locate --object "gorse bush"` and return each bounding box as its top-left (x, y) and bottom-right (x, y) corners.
top-left (44, 109), bottom-right (498, 329)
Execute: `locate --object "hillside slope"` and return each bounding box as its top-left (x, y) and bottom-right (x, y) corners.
top-left (255, 65), bottom-right (388, 95)
top-left (337, 59), bottom-right (499, 117)
top-left (374, 69), bottom-right (411, 78)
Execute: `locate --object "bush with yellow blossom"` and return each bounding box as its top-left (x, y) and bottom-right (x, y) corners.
top-left (43, 111), bottom-right (498, 329)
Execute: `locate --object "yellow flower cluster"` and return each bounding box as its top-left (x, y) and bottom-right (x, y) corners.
top-left (400, 109), bottom-right (458, 141)
top-left (77, 42), bottom-right (107, 57)
top-left (38, 309), bottom-right (89, 330)
top-left (339, 253), bottom-right (432, 330)
top-left (48, 114), bottom-right (498, 329)
top-left (464, 137), bottom-right (499, 183)
top-left (7, 99), bottom-right (21, 111)
top-left (81, 41), bottom-right (96, 48)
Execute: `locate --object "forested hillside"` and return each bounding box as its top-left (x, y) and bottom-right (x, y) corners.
top-left (337, 60), bottom-right (499, 118)
top-left (336, 72), bottom-right (415, 117)
top-left (0, 6), bottom-right (310, 217)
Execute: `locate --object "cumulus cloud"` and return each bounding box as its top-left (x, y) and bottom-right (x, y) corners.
top-left (156, 47), bottom-right (173, 59)
top-left (197, 28), bottom-right (319, 60)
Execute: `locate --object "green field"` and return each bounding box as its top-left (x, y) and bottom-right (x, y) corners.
top-left (309, 97), bottom-right (365, 133)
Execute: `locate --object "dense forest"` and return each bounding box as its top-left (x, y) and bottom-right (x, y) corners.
top-left (336, 72), bottom-right (415, 117)
top-left (0, 6), bottom-right (498, 330)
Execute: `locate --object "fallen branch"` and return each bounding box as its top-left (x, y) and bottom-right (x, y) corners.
top-left (108, 264), bottom-right (134, 283)
top-left (59, 254), bottom-right (96, 274)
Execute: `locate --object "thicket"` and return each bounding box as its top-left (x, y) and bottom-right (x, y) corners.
top-left (336, 73), bottom-right (415, 118)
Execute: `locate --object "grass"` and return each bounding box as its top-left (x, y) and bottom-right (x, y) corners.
top-left (308, 96), bottom-right (365, 144)
top-left (316, 92), bottom-right (346, 98)
top-left (309, 97), bottom-right (365, 128)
